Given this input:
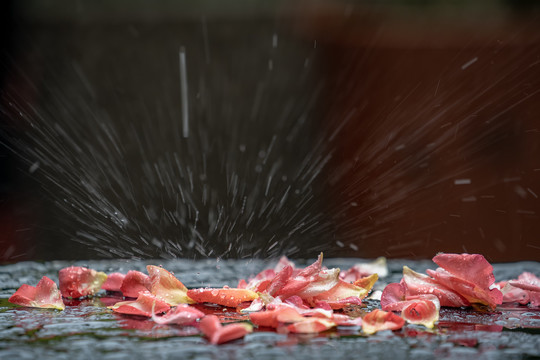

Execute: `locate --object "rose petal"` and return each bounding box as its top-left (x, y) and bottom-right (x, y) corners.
top-left (402, 266), bottom-right (469, 307)
top-left (9, 276), bottom-right (65, 310)
top-left (362, 309), bottom-right (405, 335)
top-left (120, 270), bottom-right (151, 298)
top-left (102, 273), bottom-right (125, 292)
top-left (147, 265), bottom-right (192, 305)
top-left (427, 267), bottom-right (502, 308)
top-left (287, 318), bottom-right (336, 334)
top-left (199, 315), bottom-right (252, 344)
top-left (151, 304), bottom-right (205, 325)
top-left (110, 291), bottom-right (170, 317)
top-left (187, 288), bottom-right (258, 308)
top-left (59, 266), bottom-right (107, 299)
top-left (400, 296), bottom-right (440, 328)
top-left (340, 257), bottom-right (388, 282)
top-left (432, 253), bottom-right (495, 290)
top-left (381, 282), bottom-right (406, 311)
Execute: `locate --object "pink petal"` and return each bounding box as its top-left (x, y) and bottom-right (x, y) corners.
top-left (287, 318), bottom-right (336, 334)
top-left (110, 291), bottom-right (170, 317)
top-left (312, 278), bottom-right (368, 307)
top-left (152, 304), bottom-right (204, 325)
top-left (427, 268), bottom-right (502, 308)
top-left (120, 270), bottom-right (150, 298)
top-left (59, 266), bottom-right (107, 299)
top-left (210, 323), bottom-right (252, 345)
top-left (340, 257), bottom-right (388, 282)
top-left (147, 265), bottom-right (192, 305)
top-left (501, 283), bottom-right (529, 304)
top-left (102, 273), bottom-right (125, 292)
top-left (9, 276), bottom-right (65, 310)
top-left (432, 253), bottom-right (495, 290)
top-left (402, 266), bottom-right (469, 307)
top-left (381, 283), bottom-right (406, 311)
top-left (362, 309), bottom-right (405, 335)
top-left (199, 315), bottom-right (222, 337)
top-left (274, 256), bottom-right (296, 272)
top-left (266, 265), bottom-right (293, 296)
top-left (400, 296), bottom-right (440, 328)
top-left (332, 313), bottom-right (363, 326)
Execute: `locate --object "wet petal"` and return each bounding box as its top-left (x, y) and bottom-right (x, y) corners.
top-left (313, 278), bottom-right (370, 308)
top-left (400, 296), bottom-right (440, 328)
top-left (187, 288), bottom-right (258, 308)
top-left (151, 304), bottom-right (205, 325)
top-left (287, 318), bottom-right (336, 333)
top-left (381, 282), bottom-right (406, 311)
top-left (9, 276), bottom-right (65, 310)
top-left (120, 270), bottom-right (150, 298)
top-left (101, 272), bottom-right (125, 292)
top-left (199, 315), bottom-right (252, 344)
top-left (110, 291), bottom-right (170, 317)
top-left (402, 266), bottom-right (469, 307)
top-left (340, 257), bottom-right (388, 282)
top-left (59, 266), bottom-right (107, 299)
top-left (147, 265), bottom-right (192, 305)
top-left (362, 309), bottom-right (405, 335)
top-left (427, 267), bottom-right (502, 309)
top-left (432, 253), bottom-right (495, 290)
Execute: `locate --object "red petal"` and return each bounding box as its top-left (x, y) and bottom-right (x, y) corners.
top-left (120, 270), bottom-right (150, 298)
top-left (111, 291), bottom-right (170, 317)
top-left (102, 273), bottom-right (125, 292)
top-left (187, 288), bottom-right (258, 308)
top-left (362, 309), bottom-right (405, 335)
top-left (59, 266), bottom-right (107, 299)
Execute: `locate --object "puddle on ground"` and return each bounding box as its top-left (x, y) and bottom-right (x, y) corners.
top-left (0, 259), bottom-right (539, 359)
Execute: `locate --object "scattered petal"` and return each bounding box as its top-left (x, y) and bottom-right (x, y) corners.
top-left (340, 257), bottom-right (388, 282)
top-left (59, 266), bottom-right (107, 299)
top-left (187, 288), bottom-right (258, 308)
top-left (400, 296), bottom-right (440, 328)
top-left (151, 304), bottom-right (205, 325)
top-left (147, 265), bottom-right (193, 305)
top-left (287, 318), bottom-right (336, 333)
top-left (362, 309), bottom-right (405, 335)
top-left (120, 270), bottom-right (151, 298)
top-left (110, 291), bottom-right (170, 317)
top-left (199, 315), bottom-right (252, 344)
top-left (101, 273), bottom-right (125, 292)
top-left (9, 276), bottom-right (65, 310)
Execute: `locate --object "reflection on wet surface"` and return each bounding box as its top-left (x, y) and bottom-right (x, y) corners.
top-left (1, 259), bottom-right (539, 359)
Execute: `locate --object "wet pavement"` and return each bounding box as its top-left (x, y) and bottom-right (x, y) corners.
top-left (1, 258), bottom-right (539, 359)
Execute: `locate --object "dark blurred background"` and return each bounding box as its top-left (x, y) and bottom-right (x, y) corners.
top-left (1, 0), bottom-right (539, 262)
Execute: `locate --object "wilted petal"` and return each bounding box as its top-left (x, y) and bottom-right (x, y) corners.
top-left (59, 266), bottom-right (107, 299)
top-left (147, 265), bottom-right (192, 305)
top-left (362, 309), bottom-right (405, 335)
